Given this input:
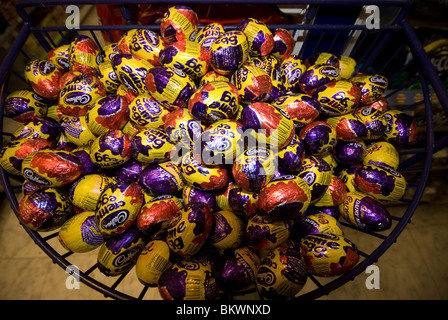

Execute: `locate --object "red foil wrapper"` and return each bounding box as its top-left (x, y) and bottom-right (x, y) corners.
top-left (136, 195), bottom-right (182, 235)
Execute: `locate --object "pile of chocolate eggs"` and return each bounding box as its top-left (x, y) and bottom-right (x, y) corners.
top-left (0, 5), bottom-right (418, 300)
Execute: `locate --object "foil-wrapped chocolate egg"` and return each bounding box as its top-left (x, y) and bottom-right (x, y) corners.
top-left (199, 70), bottom-right (230, 87)
top-left (145, 66), bottom-right (196, 110)
top-left (299, 64), bottom-right (340, 95)
top-left (300, 233), bottom-right (359, 277)
top-left (351, 73), bottom-right (388, 105)
top-left (196, 23), bottom-right (225, 51)
top-left (256, 243), bottom-right (308, 299)
top-left (159, 40), bottom-right (210, 80)
top-left (277, 135), bottom-right (305, 172)
top-left (163, 108), bottom-right (203, 148)
top-left (69, 173), bottom-right (116, 211)
top-left (166, 202), bottom-right (212, 257)
top-left (257, 175), bottom-right (311, 221)
top-left (339, 190), bottom-right (392, 231)
top-left (305, 52), bottom-right (340, 69)
top-left (94, 61), bottom-right (121, 94)
top-left (21, 149), bottom-right (83, 187)
top-left (188, 81), bottom-right (240, 123)
top-left (292, 213), bottom-right (344, 242)
top-left (236, 18), bottom-right (274, 57)
top-left (128, 93), bottom-right (170, 130)
top-left (271, 93), bottom-right (321, 129)
top-left (333, 139), bottom-right (366, 166)
top-left (312, 80), bottom-right (361, 116)
top-left (353, 106), bottom-right (387, 140)
top-left (338, 165), bottom-right (360, 193)
top-left (128, 28), bottom-right (164, 66)
top-left (239, 102), bottom-right (295, 149)
top-left (136, 240), bottom-right (173, 286)
top-left (271, 28), bottom-right (295, 62)
top-left (3, 90), bottom-right (48, 123)
top-left (59, 74), bottom-right (107, 116)
top-left (280, 55), bottom-right (307, 93)
top-left (72, 146), bottom-right (100, 175)
top-left (209, 30), bottom-right (249, 76)
top-left (114, 158), bottom-right (146, 182)
top-left (58, 70), bottom-right (82, 90)
top-left (363, 141), bottom-right (400, 170)
top-left (180, 151), bottom-right (229, 191)
top-left (136, 195), bottom-right (182, 235)
top-left (383, 109), bottom-right (418, 145)
top-left (12, 117), bottom-right (60, 144)
top-left (46, 44), bottom-right (70, 71)
top-left (232, 65), bottom-right (272, 103)
top-left (298, 156), bottom-right (333, 204)
top-left (117, 29), bottom-right (138, 54)
top-left (354, 164), bottom-right (407, 202)
top-left (245, 214), bottom-right (291, 251)
top-left (130, 128), bottom-right (175, 164)
top-left (97, 224), bottom-right (145, 276)
top-left (158, 258), bottom-right (219, 300)
top-left (160, 5), bottom-right (199, 44)
top-left (324, 113), bottom-right (367, 141)
top-left (61, 115), bottom-right (96, 146)
top-left (219, 246), bottom-right (260, 291)
top-left (24, 60), bottom-right (62, 99)
top-left (137, 161), bottom-right (185, 196)
top-left (68, 35), bottom-right (102, 75)
top-left (111, 53), bottom-right (153, 95)
top-left (370, 97), bottom-right (388, 112)
top-left (299, 121), bottom-right (337, 156)
top-left (232, 146), bottom-right (277, 192)
top-left (227, 182), bottom-right (258, 217)
top-left (209, 210), bottom-right (245, 251)
top-left (337, 55), bottom-right (357, 79)
top-left (95, 181), bottom-right (144, 237)
top-left (58, 211), bottom-right (104, 253)
top-left (313, 175), bottom-right (347, 207)
top-left (17, 187), bottom-right (72, 232)
top-left (90, 130), bottom-right (131, 169)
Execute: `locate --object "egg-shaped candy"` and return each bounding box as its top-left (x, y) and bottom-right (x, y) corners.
top-left (236, 18), bottom-right (274, 57)
top-left (128, 28), bottom-right (164, 66)
top-left (293, 213), bottom-right (344, 242)
top-left (158, 258), bottom-right (219, 300)
top-left (159, 40), bottom-right (210, 80)
top-left (68, 35), bottom-right (102, 75)
top-left (339, 190), bottom-right (392, 231)
top-left (101, 43), bottom-right (120, 63)
top-left (136, 240), bottom-right (173, 287)
top-left (111, 53), bottom-right (153, 95)
top-left (219, 246), bottom-right (260, 291)
top-left (60, 116), bottom-right (96, 146)
top-left (304, 205), bottom-right (341, 220)
top-left (24, 60), bottom-right (62, 99)
top-left (324, 113), bottom-right (367, 141)
top-left (58, 70), bottom-right (82, 90)
top-left (333, 139), bottom-right (366, 166)
top-left (17, 187), bottom-right (72, 232)
top-left (97, 225), bottom-right (145, 276)
top-left (196, 23), bottom-right (225, 51)
top-left (313, 175), bottom-right (348, 207)
top-left (160, 5), bottom-right (199, 44)
top-left (90, 130), bottom-right (131, 169)
top-left (351, 73), bottom-right (388, 105)
top-left (354, 164), bottom-right (407, 202)
top-left (370, 97), bottom-right (389, 112)
top-left (209, 210), bottom-right (245, 251)
top-left (166, 202), bottom-right (212, 258)
top-left (95, 181), bottom-right (143, 237)
top-left (59, 74), bottom-right (107, 116)
top-left (138, 161), bottom-right (185, 196)
top-left (257, 175), bottom-right (312, 221)
top-left (58, 211), bottom-right (104, 253)
top-left (3, 90), bottom-right (48, 123)
top-left (46, 44), bottom-right (70, 71)
top-left (21, 149), bottom-right (83, 187)
top-left (239, 102), bottom-right (295, 149)
top-left (383, 109), bottom-right (418, 145)
top-left (130, 128), bottom-right (175, 164)
top-left (300, 121), bottom-right (337, 156)
top-left (305, 52), bottom-right (340, 69)
top-left (227, 182), bottom-right (258, 217)
top-left (209, 30), bottom-right (249, 76)
top-left (182, 186), bottom-right (217, 211)
top-left (199, 70), bottom-right (230, 87)
top-left (277, 134), bottom-right (305, 172)
top-left (145, 66), bottom-right (196, 110)
top-left (232, 65), bottom-right (272, 103)
top-left (338, 165), bottom-right (360, 193)
top-left (188, 81), bottom-right (240, 123)
top-left (116, 29), bottom-right (138, 54)
top-left (232, 146), bottom-right (277, 192)
top-left (271, 28), bottom-right (295, 63)
top-left (94, 61), bottom-right (121, 94)
top-left (299, 64), bottom-right (340, 95)
top-left (114, 158), bottom-right (146, 182)
top-left (337, 55), bottom-right (357, 79)
top-left (363, 141), bottom-right (400, 170)
top-left (69, 173), bottom-right (116, 211)
top-left (180, 151), bottom-right (229, 191)
top-left (353, 106), bottom-right (387, 140)
top-left (128, 93), bottom-right (170, 130)
top-left (163, 108), bottom-right (203, 149)
top-left (245, 214), bottom-right (291, 251)
top-left (256, 244), bottom-right (308, 299)
top-left (312, 80), bottom-right (361, 116)
top-left (136, 195), bottom-right (183, 235)
top-left (298, 156), bottom-right (333, 204)
top-left (271, 94), bottom-right (321, 129)
top-left (280, 55), bottom-right (307, 93)
top-left (72, 145), bottom-right (99, 175)
top-left (300, 233), bottom-right (359, 277)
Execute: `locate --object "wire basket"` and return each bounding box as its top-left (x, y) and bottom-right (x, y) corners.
top-left (1, 0), bottom-right (447, 300)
